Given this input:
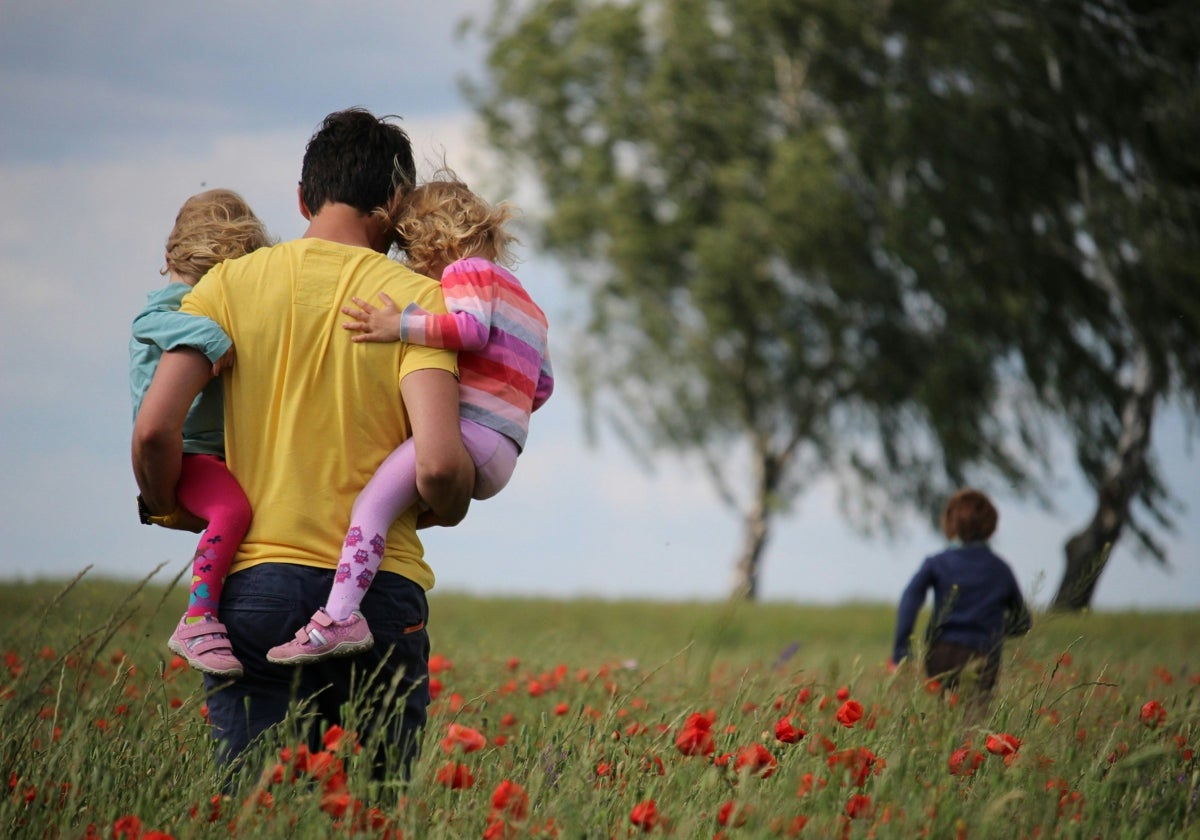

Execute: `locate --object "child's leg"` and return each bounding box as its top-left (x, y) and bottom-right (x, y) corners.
top-left (167, 454), bottom-right (250, 677)
top-left (324, 440), bottom-right (421, 621)
top-left (461, 418), bottom-right (519, 500)
top-left (176, 454), bottom-right (253, 621)
top-left (322, 421), bottom-right (515, 621)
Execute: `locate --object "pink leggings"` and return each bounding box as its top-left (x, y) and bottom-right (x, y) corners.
top-left (176, 454), bottom-right (252, 620)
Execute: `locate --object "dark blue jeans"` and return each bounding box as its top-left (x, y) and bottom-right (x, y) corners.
top-left (203, 563), bottom-right (430, 780)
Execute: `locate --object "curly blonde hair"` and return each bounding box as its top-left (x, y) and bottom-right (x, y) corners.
top-left (379, 172), bottom-right (517, 278)
top-left (163, 189), bottom-right (273, 282)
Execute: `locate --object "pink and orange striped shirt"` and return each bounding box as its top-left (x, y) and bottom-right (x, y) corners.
top-left (399, 257), bottom-right (553, 450)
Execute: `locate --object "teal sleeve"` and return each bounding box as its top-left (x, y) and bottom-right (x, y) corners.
top-left (131, 306), bottom-right (232, 363)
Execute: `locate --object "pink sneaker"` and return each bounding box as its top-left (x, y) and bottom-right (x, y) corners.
top-left (267, 609), bottom-right (374, 665)
top-left (168, 614), bottom-right (243, 678)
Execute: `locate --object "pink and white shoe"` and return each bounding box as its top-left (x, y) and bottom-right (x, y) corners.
top-left (267, 608), bottom-right (374, 665)
top-left (168, 614), bottom-right (243, 678)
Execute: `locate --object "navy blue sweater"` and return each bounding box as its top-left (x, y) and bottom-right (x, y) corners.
top-left (892, 543), bottom-right (1031, 664)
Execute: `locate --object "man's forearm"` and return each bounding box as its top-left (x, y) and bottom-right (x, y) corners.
top-left (417, 457), bottom-right (474, 526)
top-left (401, 367), bottom-right (476, 527)
top-left (132, 348), bottom-right (211, 514)
top-left (132, 429), bottom-right (184, 514)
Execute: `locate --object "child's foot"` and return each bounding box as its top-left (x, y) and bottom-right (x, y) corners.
top-left (168, 614), bottom-right (243, 678)
top-left (266, 608), bottom-right (374, 665)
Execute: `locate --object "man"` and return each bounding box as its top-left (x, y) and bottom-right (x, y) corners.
top-left (132, 108), bottom-right (475, 776)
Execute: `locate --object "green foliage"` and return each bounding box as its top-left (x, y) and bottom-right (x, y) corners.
top-left (466, 0), bottom-right (1200, 599)
top-left (2, 577), bottom-right (1197, 837)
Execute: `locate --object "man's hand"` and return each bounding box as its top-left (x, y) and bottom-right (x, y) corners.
top-left (342, 293), bottom-right (404, 343)
top-left (415, 509), bottom-right (461, 530)
top-left (139, 498), bottom-right (207, 533)
top-left (169, 508), bottom-right (208, 533)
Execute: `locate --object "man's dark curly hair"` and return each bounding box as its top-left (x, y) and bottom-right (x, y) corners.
top-left (299, 107), bottom-right (416, 216)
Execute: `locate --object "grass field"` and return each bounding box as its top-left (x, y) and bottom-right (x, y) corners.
top-left (1, 572), bottom-right (1196, 838)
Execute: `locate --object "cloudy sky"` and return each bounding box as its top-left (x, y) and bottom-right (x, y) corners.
top-left (1, 1), bottom-right (1196, 612)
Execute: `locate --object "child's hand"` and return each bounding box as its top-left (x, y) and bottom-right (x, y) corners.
top-left (342, 293), bottom-right (402, 343)
top-left (211, 345), bottom-right (236, 377)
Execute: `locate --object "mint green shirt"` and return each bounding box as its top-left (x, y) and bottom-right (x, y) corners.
top-left (129, 281), bottom-right (232, 456)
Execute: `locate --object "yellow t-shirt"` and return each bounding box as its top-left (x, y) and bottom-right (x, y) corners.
top-left (181, 238), bottom-right (457, 590)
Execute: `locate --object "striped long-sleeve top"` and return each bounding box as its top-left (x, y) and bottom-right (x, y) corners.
top-left (399, 256), bottom-right (553, 451)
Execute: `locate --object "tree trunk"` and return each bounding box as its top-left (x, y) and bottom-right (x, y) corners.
top-left (729, 500), bottom-right (771, 601)
top-left (728, 450), bottom-right (780, 601)
top-left (1051, 353), bottom-right (1159, 611)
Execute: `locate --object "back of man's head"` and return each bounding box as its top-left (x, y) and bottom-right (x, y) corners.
top-left (300, 107), bottom-right (416, 217)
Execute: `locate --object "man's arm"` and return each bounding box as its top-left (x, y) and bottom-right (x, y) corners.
top-left (132, 348), bottom-right (211, 527)
top-left (400, 368), bottom-right (475, 526)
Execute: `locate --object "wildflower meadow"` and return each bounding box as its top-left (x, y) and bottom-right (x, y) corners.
top-left (1, 570), bottom-right (1196, 838)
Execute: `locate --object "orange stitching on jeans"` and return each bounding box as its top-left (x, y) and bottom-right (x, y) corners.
top-left (403, 621), bottom-right (425, 634)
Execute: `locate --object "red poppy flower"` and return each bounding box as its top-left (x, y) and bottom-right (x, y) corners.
top-left (112, 815), bottom-right (142, 840)
top-left (305, 750), bottom-right (344, 782)
top-left (247, 789), bottom-right (274, 810)
top-left (639, 754), bottom-right (665, 776)
top-left (323, 725), bottom-right (358, 753)
top-left (774, 716), bottom-right (806, 744)
top-left (836, 686), bottom-right (850, 701)
top-left (490, 779), bottom-right (529, 821)
top-left (1140, 700), bottom-right (1167, 728)
top-left (717, 799), bottom-right (751, 827)
top-left (630, 799), bottom-right (660, 831)
top-left (985, 733), bottom-right (1021, 756)
top-left (845, 794), bottom-right (873, 819)
top-left (483, 815), bottom-right (519, 840)
top-left (827, 746), bottom-right (882, 786)
top-left (320, 788), bottom-right (352, 818)
top-left (675, 711), bottom-right (716, 756)
top-left (797, 771), bottom-right (827, 796)
top-left (435, 761), bottom-right (475, 789)
top-left (733, 743), bottom-right (777, 778)
top-left (948, 747), bottom-right (985, 776)
top-left (440, 723), bottom-right (487, 754)
top-left (835, 700), bottom-right (864, 728)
